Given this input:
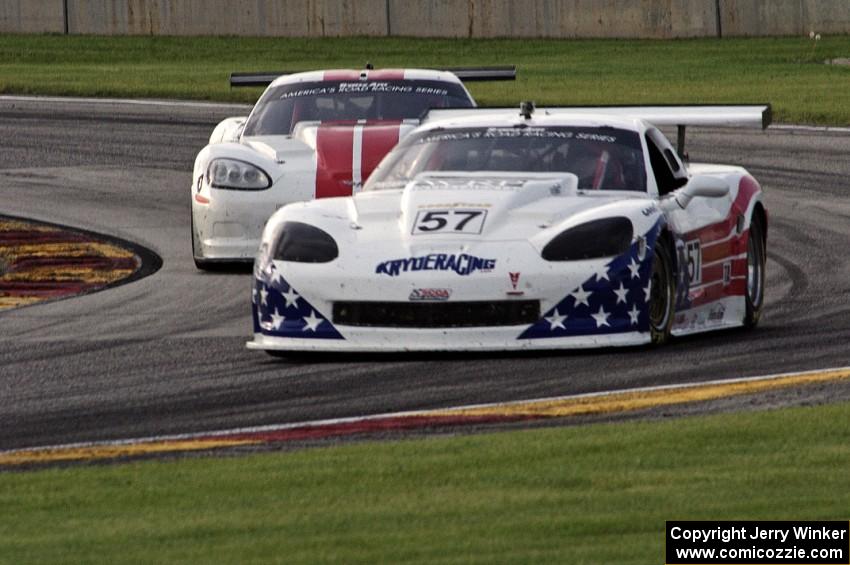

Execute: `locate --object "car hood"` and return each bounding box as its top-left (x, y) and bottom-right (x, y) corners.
top-left (245, 120), bottom-right (419, 198)
top-left (343, 173), bottom-right (654, 249)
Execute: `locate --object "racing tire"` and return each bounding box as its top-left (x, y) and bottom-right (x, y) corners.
top-left (744, 213), bottom-right (766, 328)
top-left (649, 240), bottom-right (675, 345)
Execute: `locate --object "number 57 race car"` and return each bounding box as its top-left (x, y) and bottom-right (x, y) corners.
top-left (191, 65), bottom-right (514, 269)
top-left (247, 102), bottom-right (770, 353)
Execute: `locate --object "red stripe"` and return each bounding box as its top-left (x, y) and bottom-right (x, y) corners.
top-left (200, 414), bottom-right (533, 444)
top-left (367, 69), bottom-right (405, 80)
top-left (314, 122), bottom-right (404, 198)
top-left (323, 70), bottom-right (360, 81)
top-left (314, 123), bottom-right (356, 199)
top-left (681, 176), bottom-right (760, 306)
top-left (684, 176), bottom-right (760, 244)
top-left (0, 282), bottom-right (96, 296)
top-left (700, 258), bottom-right (746, 286)
top-left (701, 237), bottom-right (735, 264)
top-left (0, 231), bottom-right (88, 245)
top-left (11, 255), bottom-right (137, 271)
top-left (361, 121), bottom-right (402, 180)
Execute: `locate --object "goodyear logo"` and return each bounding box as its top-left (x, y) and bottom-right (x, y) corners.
top-left (376, 253), bottom-right (496, 277)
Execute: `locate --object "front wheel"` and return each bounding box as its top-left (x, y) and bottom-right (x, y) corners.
top-left (744, 214), bottom-right (766, 327)
top-left (649, 241), bottom-right (675, 345)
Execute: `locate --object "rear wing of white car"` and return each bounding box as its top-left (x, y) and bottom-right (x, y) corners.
top-left (229, 66), bottom-right (517, 87)
top-left (425, 103), bottom-right (772, 156)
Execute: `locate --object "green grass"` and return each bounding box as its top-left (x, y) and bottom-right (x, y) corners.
top-left (1, 402), bottom-right (849, 564)
top-left (2, 33), bottom-right (849, 563)
top-left (1, 34), bottom-right (850, 123)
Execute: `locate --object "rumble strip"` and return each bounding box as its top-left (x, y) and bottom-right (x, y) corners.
top-left (2, 366), bottom-right (850, 467)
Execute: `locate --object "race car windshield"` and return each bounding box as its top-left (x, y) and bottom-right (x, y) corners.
top-left (364, 126), bottom-right (647, 192)
top-left (243, 80), bottom-right (474, 136)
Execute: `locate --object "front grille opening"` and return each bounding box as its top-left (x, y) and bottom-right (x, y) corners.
top-left (333, 300), bottom-right (540, 328)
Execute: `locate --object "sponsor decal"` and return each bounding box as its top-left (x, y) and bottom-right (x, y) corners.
top-left (375, 253), bottom-right (496, 277)
top-left (409, 288), bottom-right (452, 301)
top-left (507, 271), bottom-right (524, 296)
top-left (709, 303), bottom-right (726, 322)
top-left (685, 239), bottom-right (702, 285)
top-left (412, 209), bottom-right (487, 235)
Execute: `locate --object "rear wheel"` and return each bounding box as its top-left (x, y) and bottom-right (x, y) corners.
top-left (649, 241), bottom-right (675, 345)
top-left (744, 214), bottom-right (766, 327)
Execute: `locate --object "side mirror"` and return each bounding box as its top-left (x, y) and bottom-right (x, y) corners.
top-left (674, 175), bottom-right (729, 209)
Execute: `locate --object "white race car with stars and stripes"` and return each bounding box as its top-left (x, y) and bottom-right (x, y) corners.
top-left (247, 102), bottom-right (771, 353)
top-left (190, 65), bottom-right (514, 269)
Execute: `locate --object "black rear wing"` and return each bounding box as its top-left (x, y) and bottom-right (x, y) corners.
top-left (229, 66), bottom-right (516, 88)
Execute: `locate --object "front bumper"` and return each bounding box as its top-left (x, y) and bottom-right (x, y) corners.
top-left (246, 233), bottom-right (659, 353)
top-left (192, 186), bottom-right (297, 262)
top-left (247, 326), bottom-right (649, 352)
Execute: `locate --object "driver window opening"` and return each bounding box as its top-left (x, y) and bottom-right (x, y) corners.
top-left (646, 135), bottom-right (686, 195)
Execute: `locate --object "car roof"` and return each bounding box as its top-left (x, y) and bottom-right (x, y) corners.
top-left (269, 68), bottom-right (465, 88)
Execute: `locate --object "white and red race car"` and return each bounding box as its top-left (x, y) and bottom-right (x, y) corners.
top-left (190, 66), bottom-right (514, 268)
top-left (247, 103), bottom-right (770, 353)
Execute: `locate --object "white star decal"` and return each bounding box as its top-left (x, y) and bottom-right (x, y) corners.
top-left (270, 308), bottom-right (285, 330)
top-left (260, 287), bottom-right (269, 306)
top-left (571, 285), bottom-right (592, 307)
top-left (591, 305), bottom-right (610, 328)
top-left (627, 258), bottom-right (641, 279)
top-left (593, 262), bottom-right (610, 282)
top-left (613, 282), bottom-right (628, 304)
top-left (628, 303), bottom-right (640, 325)
top-left (643, 281), bottom-right (652, 302)
top-left (282, 287), bottom-right (300, 308)
top-left (545, 309), bottom-right (567, 330)
top-left (302, 310), bottom-right (323, 332)
top-left (270, 266), bottom-right (284, 285)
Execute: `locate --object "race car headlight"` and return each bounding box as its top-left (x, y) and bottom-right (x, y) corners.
top-left (206, 158), bottom-right (271, 190)
top-left (274, 222), bottom-right (338, 263)
top-left (542, 217), bottom-right (633, 261)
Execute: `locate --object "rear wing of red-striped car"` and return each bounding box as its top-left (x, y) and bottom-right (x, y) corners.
top-left (229, 66), bottom-right (517, 87)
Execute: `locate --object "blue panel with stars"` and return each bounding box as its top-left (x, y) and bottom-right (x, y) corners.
top-left (519, 222), bottom-right (662, 340)
top-left (252, 264), bottom-right (344, 340)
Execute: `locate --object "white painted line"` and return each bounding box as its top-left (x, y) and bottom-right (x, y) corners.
top-left (2, 365), bottom-right (849, 456)
top-left (0, 95), bottom-right (251, 111)
top-left (771, 124), bottom-right (850, 133)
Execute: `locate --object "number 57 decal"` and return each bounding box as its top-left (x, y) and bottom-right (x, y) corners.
top-left (412, 209), bottom-right (488, 235)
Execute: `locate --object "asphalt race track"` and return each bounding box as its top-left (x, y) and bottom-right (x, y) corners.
top-left (1, 97), bottom-right (849, 451)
